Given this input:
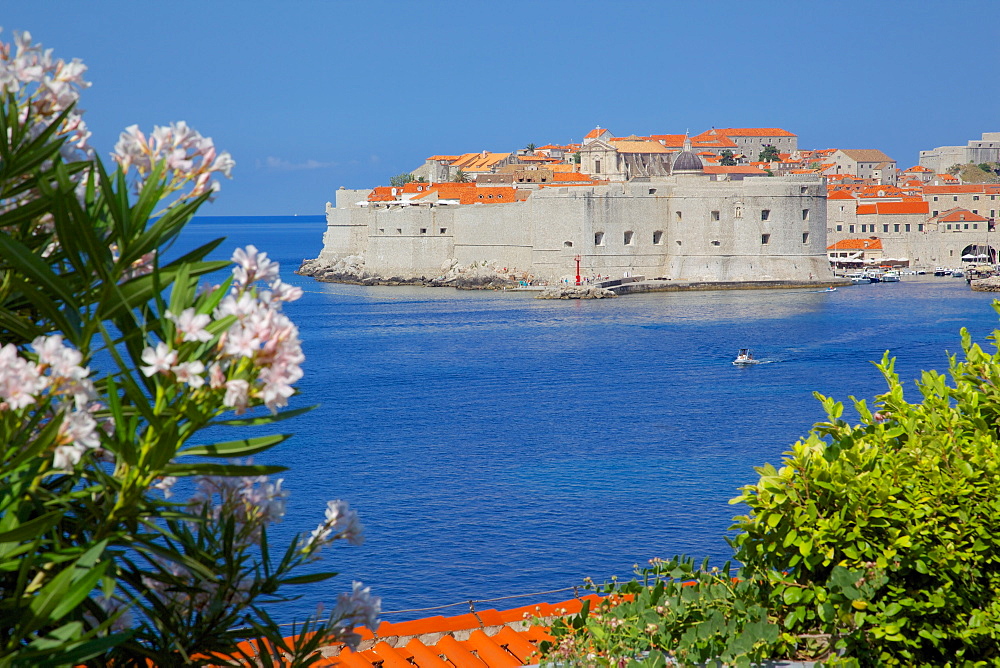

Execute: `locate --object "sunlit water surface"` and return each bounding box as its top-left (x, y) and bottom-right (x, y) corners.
top-left (173, 215), bottom-right (1000, 622)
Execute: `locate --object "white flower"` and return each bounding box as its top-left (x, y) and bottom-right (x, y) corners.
top-left (140, 342), bottom-right (177, 377)
top-left (223, 379), bottom-right (250, 414)
top-left (172, 360), bottom-right (206, 388)
top-left (166, 307), bottom-right (213, 342)
top-left (231, 245), bottom-right (279, 287)
top-left (0, 343), bottom-right (47, 410)
top-left (332, 581), bottom-right (381, 634)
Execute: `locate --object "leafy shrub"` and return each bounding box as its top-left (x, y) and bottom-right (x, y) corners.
top-left (543, 308), bottom-right (1000, 667)
top-left (0, 29), bottom-right (375, 666)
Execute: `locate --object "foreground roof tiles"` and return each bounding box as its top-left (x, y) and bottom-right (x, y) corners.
top-left (828, 238), bottom-right (883, 251)
top-left (296, 595), bottom-right (599, 667)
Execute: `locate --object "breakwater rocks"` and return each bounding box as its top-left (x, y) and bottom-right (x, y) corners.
top-left (536, 286), bottom-right (617, 299)
top-left (296, 256), bottom-right (519, 290)
top-left (970, 277), bottom-right (1000, 292)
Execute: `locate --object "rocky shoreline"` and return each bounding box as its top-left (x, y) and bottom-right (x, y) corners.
top-left (970, 276), bottom-right (1000, 292)
top-left (296, 256), bottom-right (520, 290)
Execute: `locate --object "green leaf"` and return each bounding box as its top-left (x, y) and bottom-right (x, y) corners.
top-left (0, 511), bottom-right (62, 544)
top-left (163, 463), bottom-right (288, 477)
top-left (177, 433), bottom-right (290, 458)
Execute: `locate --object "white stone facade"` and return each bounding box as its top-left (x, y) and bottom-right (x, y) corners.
top-left (320, 174), bottom-right (832, 283)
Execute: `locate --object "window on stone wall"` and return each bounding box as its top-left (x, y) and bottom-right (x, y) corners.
top-left (711, 240), bottom-right (720, 246)
top-left (676, 240), bottom-right (682, 246)
top-left (883, 225), bottom-right (889, 233)
top-left (624, 231), bottom-right (634, 245)
top-left (420, 228), bottom-right (427, 234)
top-left (836, 224), bottom-right (843, 232)
top-left (850, 225), bottom-right (855, 233)
top-left (905, 224), bottom-right (910, 232)
top-left (933, 210), bottom-right (938, 216)
top-left (396, 228), bottom-right (402, 234)
top-left (894, 224), bottom-right (900, 232)
top-left (595, 231), bottom-right (605, 246)
top-left (761, 209), bottom-right (770, 221)
top-left (648, 188), bottom-right (656, 195)
top-left (711, 210), bottom-right (720, 221)
top-left (802, 209), bottom-right (810, 221)
top-left (564, 241), bottom-right (573, 247)
top-left (802, 232), bottom-right (809, 243)
top-left (761, 233), bottom-right (771, 244)
top-left (595, 159), bottom-right (601, 173)
top-left (675, 211), bottom-right (682, 221)
top-left (918, 224), bottom-right (924, 231)
top-left (378, 228), bottom-right (385, 234)
top-left (800, 186), bottom-right (808, 194)
top-left (440, 228), bottom-right (447, 234)
top-left (653, 230), bottom-right (663, 244)
top-left (735, 206), bottom-right (743, 218)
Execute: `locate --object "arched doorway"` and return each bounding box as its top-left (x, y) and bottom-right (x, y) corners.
top-left (960, 243), bottom-right (996, 263)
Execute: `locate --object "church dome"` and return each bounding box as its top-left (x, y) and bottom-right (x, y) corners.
top-left (671, 136), bottom-right (703, 174)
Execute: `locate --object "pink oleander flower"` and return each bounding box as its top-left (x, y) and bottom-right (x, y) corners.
top-left (110, 119), bottom-right (234, 201)
top-left (307, 499), bottom-right (365, 553)
top-left (140, 342), bottom-right (177, 377)
top-left (0, 342), bottom-right (47, 410)
top-left (223, 379), bottom-right (250, 414)
top-left (332, 581), bottom-right (381, 637)
top-left (231, 245), bottom-right (279, 287)
top-left (172, 360), bottom-right (206, 388)
top-left (166, 307), bottom-right (213, 343)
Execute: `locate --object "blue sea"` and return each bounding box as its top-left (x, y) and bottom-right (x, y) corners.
top-left (176, 215), bottom-right (1000, 623)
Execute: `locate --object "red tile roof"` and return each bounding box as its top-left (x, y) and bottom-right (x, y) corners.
top-left (827, 190), bottom-right (857, 200)
top-left (461, 187), bottom-right (518, 204)
top-left (923, 184), bottom-right (987, 194)
top-left (856, 201), bottom-right (929, 215)
top-left (702, 165), bottom-right (767, 174)
top-left (269, 595), bottom-right (603, 667)
top-left (700, 128), bottom-right (796, 137)
top-left (935, 207), bottom-right (988, 223)
top-left (828, 238), bottom-right (883, 251)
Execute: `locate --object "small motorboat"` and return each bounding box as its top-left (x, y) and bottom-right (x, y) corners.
top-left (733, 348), bottom-right (759, 366)
top-left (824, 286), bottom-right (838, 292)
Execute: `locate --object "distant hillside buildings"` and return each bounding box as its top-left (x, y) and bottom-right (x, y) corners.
top-left (311, 126), bottom-right (1000, 285)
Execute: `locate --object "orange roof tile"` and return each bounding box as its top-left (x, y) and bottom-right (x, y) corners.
top-left (702, 165), bottom-right (767, 174)
top-left (857, 201), bottom-right (929, 215)
top-left (828, 238), bottom-right (883, 251)
top-left (460, 187), bottom-right (518, 205)
top-left (827, 190), bottom-right (857, 200)
top-left (700, 127), bottom-right (796, 137)
top-left (936, 208), bottom-right (988, 222)
top-left (923, 184), bottom-right (987, 194)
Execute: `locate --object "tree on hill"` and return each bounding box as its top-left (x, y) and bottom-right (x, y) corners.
top-left (452, 169), bottom-right (469, 183)
top-left (525, 143), bottom-right (536, 153)
top-left (720, 149), bottom-right (737, 166)
top-left (389, 172), bottom-right (415, 187)
top-left (758, 145), bottom-right (780, 163)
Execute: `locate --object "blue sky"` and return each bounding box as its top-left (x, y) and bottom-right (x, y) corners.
top-left (5, 1), bottom-right (999, 215)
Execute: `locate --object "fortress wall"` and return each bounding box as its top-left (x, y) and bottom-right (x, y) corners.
top-left (364, 206), bottom-right (456, 276)
top-left (322, 193), bottom-right (371, 261)
top-left (316, 176), bottom-right (833, 283)
top-left (665, 176), bottom-right (830, 280)
top-left (875, 230), bottom-right (995, 267)
top-left (451, 202), bottom-right (534, 273)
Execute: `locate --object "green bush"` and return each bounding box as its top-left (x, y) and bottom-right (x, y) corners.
top-left (0, 30), bottom-right (375, 666)
top-left (544, 307), bottom-right (1000, 667)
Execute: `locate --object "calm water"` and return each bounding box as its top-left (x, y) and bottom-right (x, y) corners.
top-left (176, 215), bottom-right (1000, 623)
